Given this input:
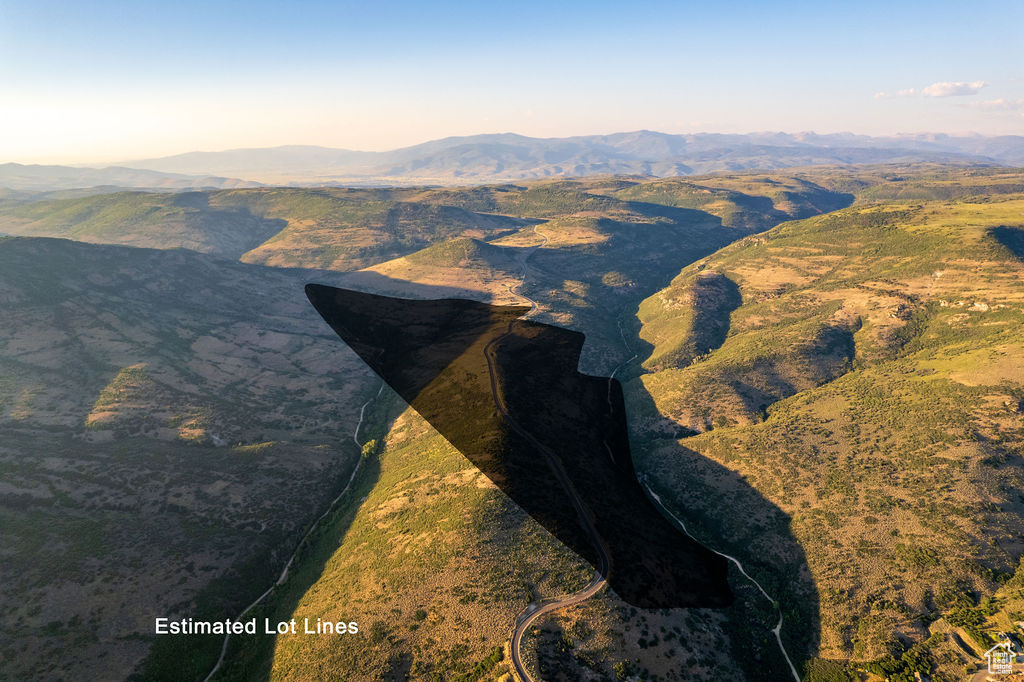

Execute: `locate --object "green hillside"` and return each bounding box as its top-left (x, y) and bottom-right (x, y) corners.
top-left (627, 188), bottom-right (1024, 680)
top-left (0, 174), bottom-right (855, 274)
top-left (0, 171), bottom-right (852, 681)
top-left (9, 166), bottom-right (1024, 681)
top-left (0, 191), bottom-right (287, 257)
top-left (200, 174), bottom-right (863, 682)
top-left (610, 174), bottom-right (852, 230)
top-left (237, 189), bottom-right (530, 270)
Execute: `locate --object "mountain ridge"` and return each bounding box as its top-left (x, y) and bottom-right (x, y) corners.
top-left (103, 131), bottom-right (1023, 186)
top-left (0, 162), bottom-right (261, 192)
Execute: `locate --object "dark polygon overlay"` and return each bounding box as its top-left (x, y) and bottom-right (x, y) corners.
top-left (305, 283), bottom-right (732, 609)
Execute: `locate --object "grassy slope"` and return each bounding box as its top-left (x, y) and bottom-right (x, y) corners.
top-left (338, 237), bottom-right (527, 302)
top-left (0, 171), bottom-right (852, 681)
top-left (0, 191), bottom-right (289, 257)
top-left (16, 169), bottom-right (981, 680)
top-left (0, 237), bottom-right (379, 680)
top-left (628, 184), bottom-right (1024, 680)
top-left (217, 176), bottom-right (855, 682)
top-left (609, 174), bottom-right (853, 230)
top-left (0, 187), bottom-right (527, 266)
top-left (0, 174), bottom-right (850, 273)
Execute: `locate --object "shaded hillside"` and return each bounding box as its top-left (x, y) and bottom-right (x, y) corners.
top-left (637, 270), bottom-right (742, 372)
top-left (0, 191), bottom-right (288, 258)
top-left (239, 190), bottom-right (528, 270)
top-left (627, 188), bottom-right (1024, 680)
top-left (0, 238), bottom-right (377, 680)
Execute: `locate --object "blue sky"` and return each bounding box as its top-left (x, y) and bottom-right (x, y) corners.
top-left (1, 0), bottom-right (1022, 162)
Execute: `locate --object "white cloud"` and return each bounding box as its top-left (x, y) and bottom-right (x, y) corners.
top-left (921, 81), bottom-right (987, 97)
top-left (874, 81), bottom-right (987, 100)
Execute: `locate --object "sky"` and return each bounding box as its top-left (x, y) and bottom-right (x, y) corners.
top-left (1, 0), bottom-right (1022, 164)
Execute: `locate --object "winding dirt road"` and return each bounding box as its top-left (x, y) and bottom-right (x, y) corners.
top-left (643, 487), bottom-right (800, 682)
top-left (202, 381), bottom-right (385, 682)
top-left (505, 283), bottom-right (801, 680)
top-left (615, 319), bottom-right (801, 682)
top-left (506, 317), bottom-right (644, 681)
top-left (484, 315), bottom-right (612, 681)
top-left (492, 226), bottom-right (617, 682)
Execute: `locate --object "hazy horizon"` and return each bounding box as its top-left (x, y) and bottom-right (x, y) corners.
top-left (2, 0), bottom-right (1022, 165)
top-left (4, 128), bottom-right (1021, 168)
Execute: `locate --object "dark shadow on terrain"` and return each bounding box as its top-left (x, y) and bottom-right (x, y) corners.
top-left (303, 275), bottom-right (822, 677)
top-left (305, 284), bottom-right (732, 609)
top-left (621, 372), bottom-right (822, 680)
top-left (992, 226), bottom-right (1024, 260)
top-left (384, 651), bottom-right (413, 680)
top-left (305, 238), bottom-right (827, 675)
top-left (690, 273), bottom-right (743, 358)
top-left (534, 622), bottom-right (578, 680)
top-left (617, 311), bottom-right (821, 680)
top-left (169, 191), bottom-right (289, 257)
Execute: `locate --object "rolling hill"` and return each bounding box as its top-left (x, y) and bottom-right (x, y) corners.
top-left (626, 174), bottom-right (1024, 680)
top-left (0, 162), bottom-right (258, 192)
top-left (0, 170), bottom-right (852, 681)
top-left (0, 187), bottom-right (526, 264)
top-left (5, 165), bottom-right (1024, 681)
top-left (0, 174), bottom-right (852, 271)
top-left (0, 191), bottom-right (289, 257)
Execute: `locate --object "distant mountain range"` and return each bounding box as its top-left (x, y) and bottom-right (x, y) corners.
top-left (114, 131), bottom-right (1024, 184)
top-left (0, 162), bottom-right (261, 192)
top-left (4, 131), bottom-right (1023, 190)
